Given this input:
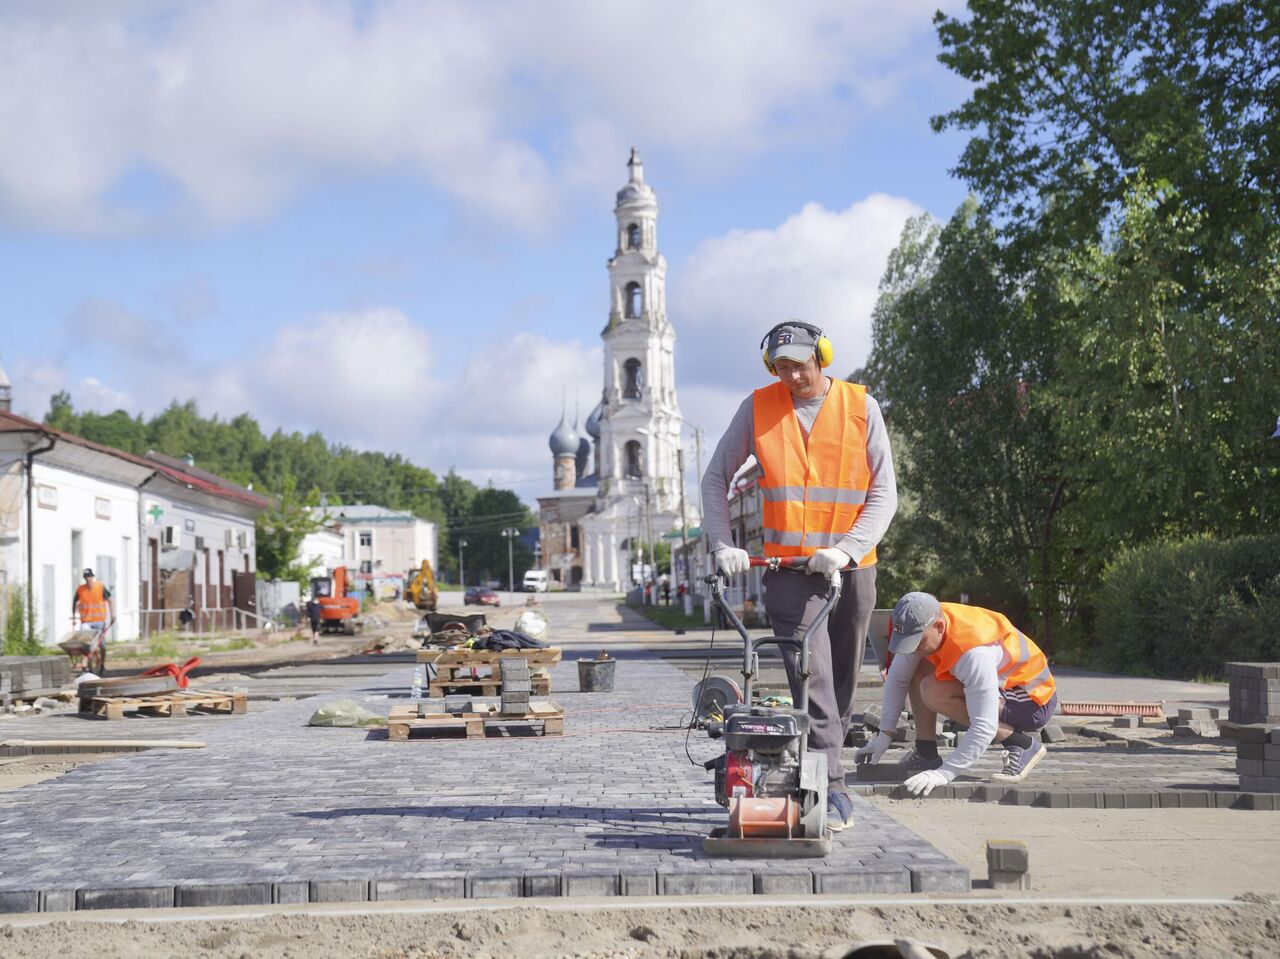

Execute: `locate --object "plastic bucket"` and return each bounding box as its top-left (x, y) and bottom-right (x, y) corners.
top-left (577, 658), bottom-right (616, 692)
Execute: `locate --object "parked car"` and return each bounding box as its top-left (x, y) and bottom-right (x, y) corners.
top-left (522, 569), bottom-right (549, 592)
top-left (464, 587), bottom-right (501, 607)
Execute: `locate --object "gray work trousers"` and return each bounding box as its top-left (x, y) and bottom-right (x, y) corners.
top-left (762, 564), bottom-right (877, 795)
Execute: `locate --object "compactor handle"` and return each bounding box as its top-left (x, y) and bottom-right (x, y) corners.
top-left (747, 556), bottom-right (809, 570)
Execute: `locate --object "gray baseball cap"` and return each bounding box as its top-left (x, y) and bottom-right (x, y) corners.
top-left (765, 323), bottom-right (819, 366)
top-left (889, 591), bottom-right (941, 654)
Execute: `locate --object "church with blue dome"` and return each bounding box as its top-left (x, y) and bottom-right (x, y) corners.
top-left (536, 150), bottom-right (698, 590)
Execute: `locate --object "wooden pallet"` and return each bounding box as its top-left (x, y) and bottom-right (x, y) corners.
top-left (417, 647), bottom-right (558, 698)
top-left (415, 647), bottom-right (561, 668)
top-left (387, 700), bottom-right (563, 741)
top-left (427, 675), bottom-right (550, 698)
top-left (79, 688), bottom-right (248, 721)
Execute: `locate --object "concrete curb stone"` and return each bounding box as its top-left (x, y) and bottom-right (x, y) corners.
top-left (175, 882), bottom-right (272, 907)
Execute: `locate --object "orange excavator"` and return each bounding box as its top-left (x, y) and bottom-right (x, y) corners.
top-left (311, 566), bottom-right (361, 635)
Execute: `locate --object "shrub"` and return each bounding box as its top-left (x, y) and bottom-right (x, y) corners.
top-left (2, 587), bottom-right (42, 655)
top-left (1093, 534), bottom-right (1280, 678)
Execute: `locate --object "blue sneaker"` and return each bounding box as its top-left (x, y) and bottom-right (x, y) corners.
top-left (826, 791), bottom-right (854, 833)
top-left (992, 737), bottom-right (1047, 783)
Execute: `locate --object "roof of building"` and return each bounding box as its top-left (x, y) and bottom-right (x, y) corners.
top-left (616, 147), bottom-right (656, 208)
top-left (0, 409), bottom-right (270, 510)
top-left (324, 503), bottom-right (430, 524)
top-left (584, 399), bottom-right (603, 439)
top-left (549, 412), bottom-right (578, 456)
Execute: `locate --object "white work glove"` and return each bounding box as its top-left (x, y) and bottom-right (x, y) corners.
top-left (715, 547), bottom-right (750, 578)
top-left (904, 769), bottom-right (949, 797)
top-left (853, 731), bottom-right (894, 765)
top-left (806, 547), bottom-right (850, 577)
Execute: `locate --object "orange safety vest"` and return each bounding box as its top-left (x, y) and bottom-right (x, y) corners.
top-left (927, 603), bottom-right (1056, 705)
top-left (752, 379), bottom-right (876, 566)
top-left (75, 581), bottom-right (109, 624)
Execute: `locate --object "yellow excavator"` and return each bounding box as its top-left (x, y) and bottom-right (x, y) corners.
top-left (406, 559), bottom-right (438, 611)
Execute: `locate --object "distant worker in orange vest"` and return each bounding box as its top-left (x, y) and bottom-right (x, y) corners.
top-left (702, 320), bottom-right (897, 831)
top-left (855, 592), bottom-right (1059, 793)
top-left (73, 567), bottom-right (115, 657)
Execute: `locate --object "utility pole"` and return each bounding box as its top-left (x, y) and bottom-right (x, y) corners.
top-left (458, 538), bottom-right (467, 587)
top-left (644, 484), bottom-right (657, 605)
top-left (676, 447), bottom-right (691, 614)
top-left (501, 528), bottom-right (518, 598)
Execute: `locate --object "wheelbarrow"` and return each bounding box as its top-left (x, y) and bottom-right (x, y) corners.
top-left (57, 629), bottom-right (107, 676)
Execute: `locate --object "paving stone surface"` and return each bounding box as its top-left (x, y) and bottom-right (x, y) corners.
top-left (0, 600), bottom-right (968, 907)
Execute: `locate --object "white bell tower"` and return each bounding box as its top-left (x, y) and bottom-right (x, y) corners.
top-left (597, 148), bottom-right (683, 513)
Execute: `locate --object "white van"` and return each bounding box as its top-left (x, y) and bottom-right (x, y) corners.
top-left (522, 569), bottom-right (550, 592)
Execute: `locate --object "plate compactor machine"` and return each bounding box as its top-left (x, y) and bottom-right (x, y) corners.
top-left (702, 556), bottom-right (841, 858)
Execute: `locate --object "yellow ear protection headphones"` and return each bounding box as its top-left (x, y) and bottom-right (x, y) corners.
top-left (759, 320), bottom-right (834, 375)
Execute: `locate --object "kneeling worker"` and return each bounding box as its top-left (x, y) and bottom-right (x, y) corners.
top-left (854, 592), bottom-right (1058, 794)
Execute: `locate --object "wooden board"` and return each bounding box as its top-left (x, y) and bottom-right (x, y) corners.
top-left (79, 689), bottom-right (248, 721)
top-left (386, 700), bottom-right (563, 741)
top-left (415, 647), bottom-right (561, 666)
top-left (427, 675), bottom-right (550, 698)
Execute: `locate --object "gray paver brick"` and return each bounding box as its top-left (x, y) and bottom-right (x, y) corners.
top-left (659, 869), bottom-right (753, 896)
top-left (909, 863), bottom-right (969, 893)
top-left (753, 869), bottom-right (814, 895)
top-left (989, 868), bottom-right (1032, 890)
top-left (813, 866), bottom-right (910, 895)
top-left (620, 869), bottom-right (657, 897)
top-left (562, 870), bottom-right (618, 897)
top-left (523, 872), bottom-right (563, 897)
top-left (308, 879), bottom-right (368, 903)
top-left (77, 886), bottom-right (175, 910)
top-left (986, 841), bottom-right (1028, 873)
top-left (465, 871), bottom-right (522, 899)
top-left (0, 890), bottom-right (39, 913)
top-left (176, 882), bottom-right (272, 907)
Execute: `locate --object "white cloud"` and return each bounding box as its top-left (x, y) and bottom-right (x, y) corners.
top-left (0, 0), bottom-right (951, 232)
top-left (670, 194), bottom-right (924, 461)
top-left (21, 302), bottom-right (601, 496)
top-left (676, 193), bottom-right (924, 390)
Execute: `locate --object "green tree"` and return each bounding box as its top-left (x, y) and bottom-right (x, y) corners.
top-left (255, 476), bottom-right (321, 582)
top-left (862, 204), bottom-right (1076, 646)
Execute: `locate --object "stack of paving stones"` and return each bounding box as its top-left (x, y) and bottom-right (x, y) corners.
top-left (0, 621), bottom-right (970, 913)
top-left (1232, 725), bottom-right (1280, 794)
top-left (0, 656), bottom-right (71, 702)
top-left (1226, 662), bottom-right (1280, 727)
top-left (1169, 708), bottom-right (1219, 737)
top-left (499, 657), bottom-right (531, 715)
top-left (985, 840), bottom-right (1030, 890)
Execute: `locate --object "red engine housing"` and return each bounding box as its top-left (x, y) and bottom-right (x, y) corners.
top-left (724, 750), bottom-right (756, 799)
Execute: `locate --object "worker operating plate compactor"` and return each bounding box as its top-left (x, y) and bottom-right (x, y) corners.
top-left (701, 556), bottom-right (837, 857)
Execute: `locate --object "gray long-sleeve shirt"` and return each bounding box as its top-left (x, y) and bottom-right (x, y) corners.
top-left (700, 379), bottom-right (897, 564)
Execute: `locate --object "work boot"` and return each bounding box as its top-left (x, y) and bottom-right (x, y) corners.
top-left (992, 738), bottom-right (1047, 783)
top-left (826, 791), bottom-right (854, 833)
top-left (896, 748), bottom-right (943, 773)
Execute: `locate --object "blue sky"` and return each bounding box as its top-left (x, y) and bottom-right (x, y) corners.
top-left (0, 0), bottom-right (972, 499)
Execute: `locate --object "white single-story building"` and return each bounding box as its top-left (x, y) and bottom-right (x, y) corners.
top-left (0, 409), bottom-right (270, 644)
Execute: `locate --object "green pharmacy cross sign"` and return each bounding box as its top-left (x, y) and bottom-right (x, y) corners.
top-left (147, 504), bottom-right (164, 525)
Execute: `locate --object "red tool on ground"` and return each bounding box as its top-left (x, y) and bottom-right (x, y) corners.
top-left (140, 657), bottom-right (201, 689)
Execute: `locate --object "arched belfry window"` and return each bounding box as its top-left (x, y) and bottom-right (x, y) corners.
top-left (624, 440), bottom-right (643, 479)
top-left (627, 223), bottom-right (641, 249)
top-left (624, 282), bottom-right (642, 318)
top-left (623, 358), bottom-right (643, 399)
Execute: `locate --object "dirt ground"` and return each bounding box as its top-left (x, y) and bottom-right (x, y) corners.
top-left (0, 754), bottom-right (124, 792)
top-left (3, 899), bottom-right (1278, 958)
